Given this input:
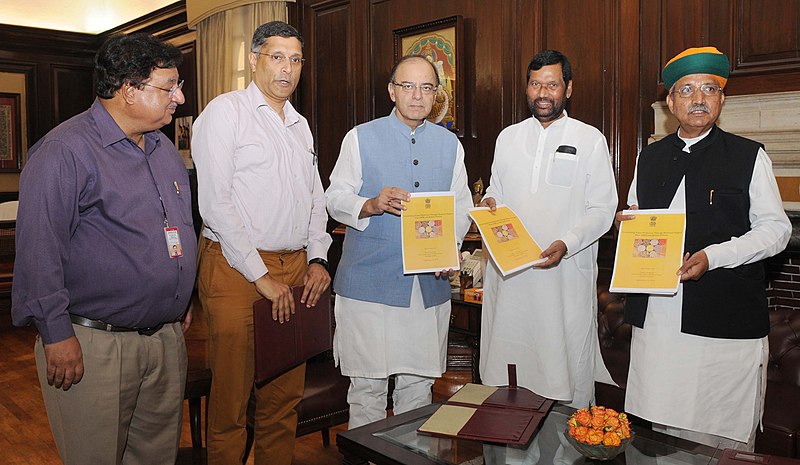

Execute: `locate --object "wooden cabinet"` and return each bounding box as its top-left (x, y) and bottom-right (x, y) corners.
top-left (434, 294), bottom-right (482, 400)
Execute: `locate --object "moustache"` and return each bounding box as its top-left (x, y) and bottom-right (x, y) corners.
top-left (688, 104), bottom-right (710, 113)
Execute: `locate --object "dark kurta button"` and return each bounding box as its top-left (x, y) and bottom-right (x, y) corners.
top-left (413, 159), bottom-right (419, 165)
top-left (414, 181), bottom-right (420, 187)
top-left (411, 138), bottom-right (416, 144)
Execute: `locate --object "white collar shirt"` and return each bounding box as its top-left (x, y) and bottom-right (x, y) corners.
top-left (192, 81), bottom-right (331, 282)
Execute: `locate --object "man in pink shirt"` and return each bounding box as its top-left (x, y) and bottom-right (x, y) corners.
top-left (192, 21), bottom-right (331, 465)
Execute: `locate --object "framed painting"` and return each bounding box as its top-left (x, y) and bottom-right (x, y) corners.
top-left (0, 93), bottom-right (22, 172)
top-left (393, 16), bottom-right (464, 135)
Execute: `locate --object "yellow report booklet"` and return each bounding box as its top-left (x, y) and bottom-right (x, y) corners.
top-left (400, 192), bottom-right (460, 274)
top-left (610, 209), bottom-right (686, 294)
top-left (468, 205), bottom-right (545, 276)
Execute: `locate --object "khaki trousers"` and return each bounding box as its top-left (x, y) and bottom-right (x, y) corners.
top-left (35, 322), bottom-right (187, 465)
top-left (199, 240), bottom-right (306, 465)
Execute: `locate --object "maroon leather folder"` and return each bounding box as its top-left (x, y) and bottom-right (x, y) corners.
top-left (253, 285), bottom-right (332, 386)
top-left (417, 383), bottom-right (555, 445)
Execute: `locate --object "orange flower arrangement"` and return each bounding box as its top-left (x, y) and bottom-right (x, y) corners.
top-left (567, 406), bottom-right (631, 447)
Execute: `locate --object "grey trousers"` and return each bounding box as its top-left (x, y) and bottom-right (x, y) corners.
top-left (35, 322), bottom-right (187, 465)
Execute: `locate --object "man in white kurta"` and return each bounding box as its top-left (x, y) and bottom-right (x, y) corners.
top-left (480, 50), bottom-right (617, 410)
top-left (620, 46), bottom-right (790, 451)
top-left (325, 56), bottom-right (472, 429)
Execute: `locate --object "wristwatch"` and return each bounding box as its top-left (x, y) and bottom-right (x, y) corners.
top-left (308, 257), bottom-right (329, 270)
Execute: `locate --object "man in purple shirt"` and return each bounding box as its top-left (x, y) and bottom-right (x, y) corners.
top-left (11, 33), bottom-right (196, 465)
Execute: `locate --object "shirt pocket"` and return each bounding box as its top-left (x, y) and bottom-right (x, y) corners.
top-left (165, 178), bottom-right (194, 227)
top-left (711, 187), bottom-right (748, 224)
top-left (546, 152), bottom-right (579, 188)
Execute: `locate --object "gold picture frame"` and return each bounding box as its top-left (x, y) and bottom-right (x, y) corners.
top-left (393, 16), bottom-right (464, 135)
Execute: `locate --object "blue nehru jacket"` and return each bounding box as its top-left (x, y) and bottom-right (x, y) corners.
top-left (334, 111), bottom-right (457, 308)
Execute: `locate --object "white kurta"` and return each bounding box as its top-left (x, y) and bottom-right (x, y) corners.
top-left (625, 131), bottom-right (791, 442)
top-left (480, 113), bottom-right (618, 404)
top-left (325, 120), bottom-right (473, 378)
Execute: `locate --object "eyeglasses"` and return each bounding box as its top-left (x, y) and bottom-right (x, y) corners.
top-left (141, 80), bottom-right (184, 98)
top-left (391, 81), bottom-right (438, 95)
top-left (529, 80), bottom-right (562, 92)
top-left (254, 52), bottom-right (306, 67)
top-left (672, 83), bottom-right (723, 98)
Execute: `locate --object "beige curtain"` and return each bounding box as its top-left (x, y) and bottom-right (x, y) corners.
top-left (194, 1), bottom-right (291, 111)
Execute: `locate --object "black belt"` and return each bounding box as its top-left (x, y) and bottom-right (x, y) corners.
top-left (69, 315), bottom-right (168, 336)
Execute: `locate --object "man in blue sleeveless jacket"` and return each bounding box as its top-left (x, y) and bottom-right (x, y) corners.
top-left (326, 55), bottom-right (472, 429)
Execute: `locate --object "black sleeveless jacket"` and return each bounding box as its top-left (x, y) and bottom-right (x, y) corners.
top-left (624, 126), bottom-right (769, 339)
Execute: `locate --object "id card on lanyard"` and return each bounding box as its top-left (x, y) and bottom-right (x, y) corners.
top-left (165, 227), bottom-right (183, 258)
top-left (144, 153), bottom-right (183, 259)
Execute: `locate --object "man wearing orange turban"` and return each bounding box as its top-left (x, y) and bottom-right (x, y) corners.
top-left (618, 47), bottom-right (791, 450)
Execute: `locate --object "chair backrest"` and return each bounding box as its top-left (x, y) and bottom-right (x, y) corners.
top-left (0, 220), bottom-right (15, 260)
top-left (0, 201), bottom-right (19, 221)
top-left (767, 308), bottom-right (800, 388)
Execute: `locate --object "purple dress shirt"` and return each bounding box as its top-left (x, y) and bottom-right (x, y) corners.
top-left (11, 99), bottom-right (197, 344)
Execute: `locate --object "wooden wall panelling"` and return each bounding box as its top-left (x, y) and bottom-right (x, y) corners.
top-left (0, 25), bottom-right (97, 58)
top-left (0, 25), bottom-right (95, 190)
top-left (0, 52), bottom-right (95, 146)
top-left (51, 65), bottom-right (95, 126)
top-left (737, 0), bottom-right (800, 68)
top-left (502, 0), bottom-right (539, 129)
top-left (299, 0), bottom-right (356, 189)
top-left (644, 0), bottom-right (800, 96)
top-left (603, 0), bottom-right (619, 172)
top-left (366, 0), bottom-right (396, 123)
top-left (660, 0), bottom-right (713, 65)
top-left (343, 0), bottom-right (371, 126)
top-left (708, 0), bottom-right (736, 59)
top-left (457, 3), bottom-right (500, 184)
top-left (724, 0), bottom-right (800, 94)
top-left (640, 0), bottom-right (665, 161)
top-left (615, 0), bottom-right (642, 204)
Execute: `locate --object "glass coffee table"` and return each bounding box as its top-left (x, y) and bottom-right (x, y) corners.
top-left (337, 403), bottom-right (723, 465)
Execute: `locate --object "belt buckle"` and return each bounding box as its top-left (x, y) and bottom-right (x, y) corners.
top-left (137, 324), bottom-right (163, 336)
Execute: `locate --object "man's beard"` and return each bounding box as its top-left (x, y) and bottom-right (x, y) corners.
top-left (528, 96), bottom-right (566, 123)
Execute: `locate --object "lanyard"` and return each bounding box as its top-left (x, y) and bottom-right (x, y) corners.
top-left (139, 139), bottom-right (170, 229)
